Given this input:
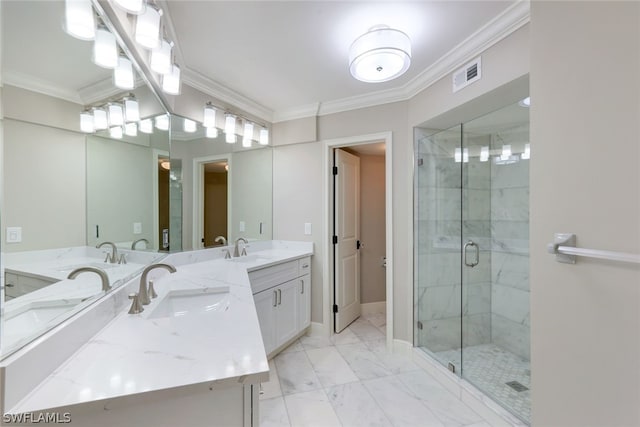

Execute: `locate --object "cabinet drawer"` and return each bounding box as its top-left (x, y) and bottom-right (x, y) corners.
top-left (249, 260), bottom-right (299, 294)
top-left (298, 257), bottom-right (311, 277)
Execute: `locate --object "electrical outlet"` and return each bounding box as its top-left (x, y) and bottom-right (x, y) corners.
top-left (6, 227), bottom-right (22, 243)
top-left (304, 223), bottom-right (312, 235)
top-left (239, 221), bottom-right (245, 232)
top-left (133, 222), bottom-right (142, 234)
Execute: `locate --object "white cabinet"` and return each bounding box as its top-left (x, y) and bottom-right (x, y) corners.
top-left (250, 257), bottom-right (311, 357)
top-left (4, 271), bottom-right (57, 299)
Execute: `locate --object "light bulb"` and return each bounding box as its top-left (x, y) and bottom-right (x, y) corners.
top-left (203, 104), bottom-right (216, 128)
top-left (224, 114), bottom-right (236, 136)
top-left (150, 39), bottom-right (172, 75)
top-left (480, 146), bottom-right (489, 162)
top-left (125, 122), bottom-right (138, 137)
top-left (162, 64), bottom-right (181, 95)
top-left (226, 133), bottom-right (237, 144)
top-left (65, 0), bottom-right (95, 40)
top-left (522, 143), bottom-right (531, 160)
top-left (206, 126), bottom-right (218, 139)
top-left (92, 107), bottom-right (108, 130)
top-left (109, 126), bottom-right (123, 139)
top-left (139, 118), bottom-right (153, 134)
top-left (454, 147), bottom-right (462, 163)
top-left (93, 26), bottom-right (118, 69)
top-left (124, 97), bottom-right (140, 122)
top-left (501, 144), bottom-right (512, 161)
top-left (155, 114), bottom-right (169, 131)
top-left (135, 4), bottom-right (162, 49)
top-left (259, 128), bottom-right (269, 145)
top-left (114, 0), bottom-right (145, 15)
top-left (242, 122), bottom-right (254, 147)
top-left (114, 55), bottom-right (135, 90)
top-left (108, 103), bottom-right (124, 126)
top-left (183, 118), bottom-right (197, 133)
top-left (80, 111), bottom-right (95, 133)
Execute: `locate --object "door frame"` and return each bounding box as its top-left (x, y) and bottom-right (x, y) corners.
top-left (152, 148), bottom-right (169, 251)
top-left (192, 154), bottom-right (232, 250)
top-left (323, 131), bottom-right (393, 350)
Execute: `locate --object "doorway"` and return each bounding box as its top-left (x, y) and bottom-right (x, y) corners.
top-left (325, 133), bottom-right (392, 347)
top-left (193, 155), bottom-right (231, 249)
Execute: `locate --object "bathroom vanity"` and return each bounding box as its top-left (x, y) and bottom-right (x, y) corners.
top-left (0, 241), bottom-right (312, 426)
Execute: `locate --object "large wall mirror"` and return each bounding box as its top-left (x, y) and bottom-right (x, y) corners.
top-left (169, 115), bottom-right (273, 251)
top-left (0, 0), bottom-right (169, 357)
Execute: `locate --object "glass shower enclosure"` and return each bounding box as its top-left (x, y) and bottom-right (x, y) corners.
top-left (414, 100), bottom-right (530, 423)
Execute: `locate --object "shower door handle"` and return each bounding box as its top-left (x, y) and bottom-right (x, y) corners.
top-left (464, 240), bottom-right (479, 267)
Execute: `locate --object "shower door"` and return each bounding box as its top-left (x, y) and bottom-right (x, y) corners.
top-left (414, 100), bottom-right (531, 423)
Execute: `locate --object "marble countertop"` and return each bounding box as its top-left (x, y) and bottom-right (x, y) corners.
top-left (6, 244), bottom-right (313, 414)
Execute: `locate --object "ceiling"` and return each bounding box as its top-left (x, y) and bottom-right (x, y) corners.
top-left (1, 1), bottom-right (528, 122)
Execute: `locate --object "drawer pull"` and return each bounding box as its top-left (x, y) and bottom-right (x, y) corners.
top-left (272, 290), bottom-right (277, 307)
top-left (300, 279), bottom-right (304, 294)
top-left (302, 263), bottom-right (309, 268)
top-left (277, 289), bottom-right (282, 305)
top-left (6, 283), bottom-right (14, 287)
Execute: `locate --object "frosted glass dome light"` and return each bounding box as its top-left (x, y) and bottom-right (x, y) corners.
top-left (349, 25), bottom-right (411, 83)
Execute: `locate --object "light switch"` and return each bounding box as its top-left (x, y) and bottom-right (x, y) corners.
top-left (239, 221), bottom-right (246, 232)
top-left (133, 222), bottom-right (142, 234)
top-left (304, 223), bottom-right (312, 235)
top-left (6, 227), bottom-right (22, 243)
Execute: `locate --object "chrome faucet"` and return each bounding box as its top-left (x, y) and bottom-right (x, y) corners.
top-left (97, 241), bottom-right (120, 264)
top-left (131, 238), bottom-right (149, 250)
top-left (138, 263), bottom-right (177, 305)
top-left (214, 235), bottom-right (227, 246)
top-left (67, 267), bottom-right (111, 292)
top-left (233, 237), bottom-right (248, 258)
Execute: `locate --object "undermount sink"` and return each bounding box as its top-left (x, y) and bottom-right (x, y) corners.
top-left (147, 286), bottom-right (230, 319)
top-left (4, 299), bottom-right (82, 331)
top-left (226, 254), bottom-right (273, 264)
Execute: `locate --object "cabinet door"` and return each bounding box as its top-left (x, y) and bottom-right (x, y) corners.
top-left (297, 275), bottom-right (311, 331)
top-left (275, 280), bottom-right (299, 347)
top-left (253, 289), bottom-right (278, 355)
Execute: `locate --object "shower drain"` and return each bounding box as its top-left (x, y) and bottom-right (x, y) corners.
top-left (505, 381), bottom-right (529, 392)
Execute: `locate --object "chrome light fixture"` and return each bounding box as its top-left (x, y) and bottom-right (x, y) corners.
top-left (259, 128), bottom-right (269, 146)
top-left (162, 64), bottom-right (181, 95)
top-left (114, 55), bottom-right (135, 89)
top-left (64, 0), bottom-right (95, 40)
top-left (92, 107), bottom-right (108, 130)
top-left (203, 103), bottom-right (216, 128)
top-left (93, 25), bottom-right (118, 69)
top-left (124, 96), bottom-right (140, 122)
top-left (113, 0), bottom-right (145, 15)
top-left (135, 3), bottom-right (162, 49)
top-left (80, 110), bottom-right (95, 133)
top-left (139, 118), bottom-right (153, 134)
top-left (349, 25), bottom-right (411, 83)
top-left (150, 38), bottom-right (173, 75)
top-left (224, 114), bottom-right (236, 143)
top-left (242, 122), bottom-right (254, 147)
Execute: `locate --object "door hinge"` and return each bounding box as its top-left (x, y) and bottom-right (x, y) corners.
top-left (332, 166), bottom-right (338, 175)
top-left (333, 304), bottom-right (338, 313)
top-left (332, 235), bottom-right (338, 245)
top-left (417, 321), bottom-right (423, 330)
top-left (356, 240), bottom-right (361, 250)
top-left (417, 158), bottom-right (424, 166)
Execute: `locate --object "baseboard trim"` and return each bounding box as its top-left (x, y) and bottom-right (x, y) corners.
top-left (307, 321), bottom-right (327, 337)
top-left (361, 301), bottom-right (386, 316)
top-left (392, 339), bottom-right (413, 356)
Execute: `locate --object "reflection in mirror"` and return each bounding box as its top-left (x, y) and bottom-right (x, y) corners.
top-left (0, 0), bottom-right (168, 357)
top-left (170, 115), bottom-right (273, 251)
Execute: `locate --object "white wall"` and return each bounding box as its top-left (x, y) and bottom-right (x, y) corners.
top-left (530, 2), bottom-right (640, 425)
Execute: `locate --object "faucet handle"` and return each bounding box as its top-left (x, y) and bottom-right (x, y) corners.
top-left (118, 254), bottom-right (127, 264)
top-left (103, 253), bottom-right (112, 263)
top-left (222, 248), bottom-right (231, 259)
top-left (128, 293), bottom-right (144, 314)
top-left (241, 246), bottom-right (248, 256)
top-left (148, 280), bottom-right (158, 299)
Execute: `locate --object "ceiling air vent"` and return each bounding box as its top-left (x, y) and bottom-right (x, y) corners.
top-left (452, 57), bottom-right (482, 93)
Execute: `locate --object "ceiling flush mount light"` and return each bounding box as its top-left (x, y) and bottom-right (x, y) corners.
top-left (114, 0), bottom-right (145, 15)
top-left (135, 3), bottom-right (162, 49)
top-left (93, 25), bottom-right (118, 69)
top-left (64, 0), bottom-right (96, 40)
top-left (349, 25), bottom-right (411, 83)
top-left (203, 103), bottom-right (216, 128)
top-left (259, 128), bottom-right (269, 146)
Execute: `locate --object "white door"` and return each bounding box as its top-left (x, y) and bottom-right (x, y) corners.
top-left (334, 149), bottom-right (361, 332)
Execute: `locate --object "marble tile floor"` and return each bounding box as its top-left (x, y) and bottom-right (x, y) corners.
top-left (433, 344), bottom-right (531, 423)
top-left (259, 314), bottom-right (500, 427)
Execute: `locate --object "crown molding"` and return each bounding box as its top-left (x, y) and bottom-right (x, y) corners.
top-left (182, 68), bottom-right (274, 123)
top-left (272, 103), bottom-right (320, 123)
top-left (275, 0), bottom-right (530, 121)
top-left (3, 71), bottom-right (83, 105)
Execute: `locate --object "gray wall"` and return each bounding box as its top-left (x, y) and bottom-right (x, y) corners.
top-left (530, 2), bottom-right (640, 425)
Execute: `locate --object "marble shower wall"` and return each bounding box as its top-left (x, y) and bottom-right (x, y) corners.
top-left (489, 126), bottom-right (530, 360)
